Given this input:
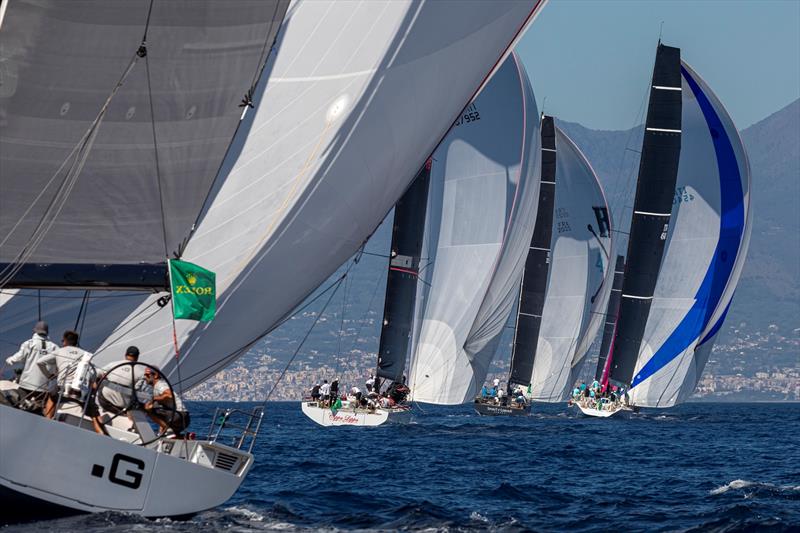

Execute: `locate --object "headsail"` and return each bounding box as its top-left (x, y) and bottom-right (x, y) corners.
top-left (408, 53), bottom-right (542, 405)
top-left (608, 44), bottom-right (683, 388)
top-left (626, 60), bottom-right (752, 406)
top-left (0, 1), bottom-right (288, 288)
top-left (92, 1), bottom-right (548, 388)
top-left (528, 126), bottom-right (613, 402)
top-left (508, 115), bottom-right (557, 388)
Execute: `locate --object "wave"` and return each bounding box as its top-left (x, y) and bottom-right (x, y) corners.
top-left (710, 479), bottom-right (800, 496)
top-left (225, 505), bottom-right (266, 522)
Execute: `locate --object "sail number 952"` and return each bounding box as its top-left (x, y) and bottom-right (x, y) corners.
top-left (454, 104), bottom-right (481, 127)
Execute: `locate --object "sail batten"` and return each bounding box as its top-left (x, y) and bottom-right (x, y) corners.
top-left (608, 44), bottom-right (682, 388)
top-left (527, 126), bottom-right (612, 402)
top-left (376, 165), bottom-right (431, 383)
top-left (508, 115), bottom-right (556, 387)
top-left (626, 59), bottom-right (751, 406)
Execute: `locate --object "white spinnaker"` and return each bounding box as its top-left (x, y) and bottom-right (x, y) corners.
top-left (529, 127), bottom-right (612, 402)
top-left (629, 61), bottom-right (751, 407)
top-left (93, 1), bottom-right (547, 387)
top-left (408, 54), bottom-right (541, 405)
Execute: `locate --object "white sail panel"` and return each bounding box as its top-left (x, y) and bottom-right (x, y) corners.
top-left (629, 61), bottom-right (752, 407)
top-left (529, 127), bottom-right (612, 402)
top-left (94, 1), bottom-right (547, 386)
top-left (408, 54), bottom-right (541, 405)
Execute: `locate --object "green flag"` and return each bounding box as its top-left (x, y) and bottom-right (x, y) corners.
top-left (169, 259), bottom-right (216, 322)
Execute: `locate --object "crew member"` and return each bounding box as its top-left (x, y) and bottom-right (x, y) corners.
top-left (320, 380), bottom-right (331, 406)
top-left (143, 368), bottom-right (190, 436)
top-left (310, 382), bottom-right (321, 402)
top-left (5, 321), bottom-right (58, 413)
top-left (37, 330), bottom-right (95, 421)
top-left (95, 346), bottom-right (147, 416)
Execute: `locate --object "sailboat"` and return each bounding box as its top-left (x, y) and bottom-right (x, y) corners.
top-left (0, 0), bottom-right (547, 521)
top-left (575, 254), bottom-right (627, 417)
top-left (585, 43), bottom-right (752, 416)
top-left (408, 52), bottom-right (542, 406)
top-left (301, 51), bottom-right (542, 425)
top-left (474, 117), bottom-right (613, 415)
top-left (300, 164), bottom-right (429, 427)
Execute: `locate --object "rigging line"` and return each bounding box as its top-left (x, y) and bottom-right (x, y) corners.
top-left (260, 273), bottom-right (346, 407)
top-left (37, 290), bottom-right (41, 321)
top-left (144, 53), bottom-right (170, 259)
top-left (360, 251), bottom-right (391, 259)
top-left (79, 291), bottom-right (91, 338)
top-left (0, 50), bottom-right (143, 287)
top-left (88, 299), bottom-right (163, 361)
top-left (175, 258), bottom-right (357, 387)
top-left (187, 3), bottom-right (288, 248)
top-left (0, 120), bottom-right (103, 287)
top-left (345, 263), bottom-right (384, 355)
top-left (335, 270), bottom-right (349, 375)
top-left (73, 290), bottom-right (89, 331)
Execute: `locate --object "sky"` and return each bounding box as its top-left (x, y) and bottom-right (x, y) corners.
top-left (516, 0), bottom-right (800, 131)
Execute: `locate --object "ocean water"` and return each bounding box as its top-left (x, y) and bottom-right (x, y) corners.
top-left (8, 402), bottom-right (800, 532)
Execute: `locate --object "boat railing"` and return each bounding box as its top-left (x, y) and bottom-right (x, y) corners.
top-left (205, 406), bottom-right (263, 453)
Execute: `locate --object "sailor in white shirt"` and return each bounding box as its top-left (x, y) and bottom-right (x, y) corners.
top-left (5, 321), bottom-right (58, 411)
top-left (37, 330), bottom-right (93, 419)
top-left (319, 380), bottom-right (331, 405)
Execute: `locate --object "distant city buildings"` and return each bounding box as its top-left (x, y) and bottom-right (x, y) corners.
top-left (186, 321), bottom-right (800, 403)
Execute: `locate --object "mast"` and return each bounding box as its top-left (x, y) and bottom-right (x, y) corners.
top-left (375, 162), bottom-right (431, 386)
top-left (608, 44), bottom-right (682, 387)
top-left (595, 255), bottom-right (624, 383)
top-left (508, 115), bottom-right (556, 387)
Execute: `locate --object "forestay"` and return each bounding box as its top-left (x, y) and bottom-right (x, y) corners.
top-left (93, 1), bottom-right (548, 387)
top-left (528, 127), bottom-right (613, 402)
top-left (0, 1), bottom-right (288, 284)
top-left (628, 61), bottom-right (752, 407)
top-left (408, 53), bottom-right (542, 405)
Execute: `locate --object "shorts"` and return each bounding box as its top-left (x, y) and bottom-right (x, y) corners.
top-left (153, 406), bottom-right (191, 433)
top-left (18, 388), bottom-right (48, 412)
top-left (97, 391), bottom-right (127, 415)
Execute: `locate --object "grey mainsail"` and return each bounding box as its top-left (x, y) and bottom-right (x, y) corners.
top-left (0, 1), bottom-right (288, 287)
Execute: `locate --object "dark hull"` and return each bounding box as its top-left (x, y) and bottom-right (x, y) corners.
top-left (473, 402), bottom-right (530, 416)
top-left (0, 483), bottom-right (85, 525)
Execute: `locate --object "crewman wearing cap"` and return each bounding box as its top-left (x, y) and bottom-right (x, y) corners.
top-left (95, 346), bottom-right (147, 417)
top-left (4, 321), bottom-right (58, 413)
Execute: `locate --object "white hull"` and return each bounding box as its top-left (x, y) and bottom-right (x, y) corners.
top-left (301, 401), bottom-right (411, 427)
top-left (575, 403), bottom-right (625, 418)
top-left (0, 403), bottom-right (253, 521)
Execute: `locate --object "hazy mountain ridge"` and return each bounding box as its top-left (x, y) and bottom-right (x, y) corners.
top-left (219, 100), bottom-right (799, 391)
top-left (557, 98), bottom-right (800, 336)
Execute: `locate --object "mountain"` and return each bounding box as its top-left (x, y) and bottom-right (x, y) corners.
top-left (227, 99), bottom-right (800, 383)
top-left (558, 98), bottom-right (800, 336)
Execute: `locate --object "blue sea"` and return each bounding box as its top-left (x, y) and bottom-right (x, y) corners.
top-left (8, 402), bottom-right (800, 532)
